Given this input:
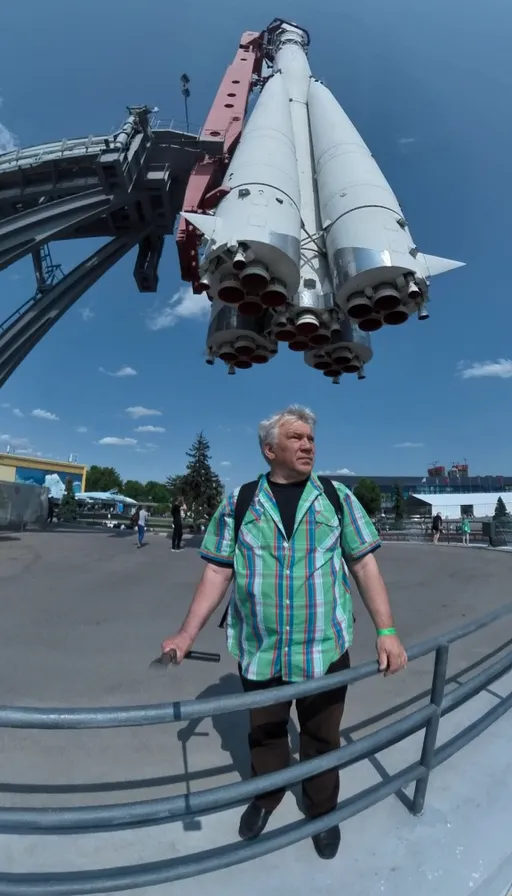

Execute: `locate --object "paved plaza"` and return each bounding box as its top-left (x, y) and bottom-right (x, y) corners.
top-left (0, 529), bottom-right (511, 895)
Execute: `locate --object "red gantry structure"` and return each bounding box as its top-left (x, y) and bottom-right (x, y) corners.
top-left (0, 18), bottom-right (463, 388)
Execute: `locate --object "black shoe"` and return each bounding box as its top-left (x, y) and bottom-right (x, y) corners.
top-left (312, 825), bottom-right (341, 860)
top-left (238, 801), bottom-right (272, 841)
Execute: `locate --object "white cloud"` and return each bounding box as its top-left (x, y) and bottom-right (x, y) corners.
top-left (98, 437), bottom-right (137, 446)
top-left (146, 285), bottom-right (210, 331)
top-left (99, 366), bottom-right (137, 377)
top-left (76, 426), bottom-right (88, 433)
top-left (135, 442), bottom-right (158, 453)
top-left (220, 460), bottom-right (231, 467)
top-left (0, 96), bottom-right (17, 154)
top-left (125, 406), bottom-right (163, 419)
top-left (135, 425), bottom-right (166, 433)
top-left (398, 137), bottom-right (417, 145)
top-left (458, 359), bottom-right (512, 380)
top-left (394, 442), bottom-right (424, 448)
top-left (79, 307), bottom-right (95, 322)
top-left (31, 408), bottom-right (59, 421)
top-left (1, 402), bottom-right (10, 408)
top-left (12, 408), bottom-right (23, 418)
top-left (318, 468), bottom-right (356, 476)
top-left (0, 434), bottom-right (33, 450)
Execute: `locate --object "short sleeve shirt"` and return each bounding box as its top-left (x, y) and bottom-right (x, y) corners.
top-left (200, 473), bottom-right (381, 681)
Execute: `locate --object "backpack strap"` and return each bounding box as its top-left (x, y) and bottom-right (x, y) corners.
top-left (317, 476), bottom-right (344, 539)
top-left (318, 476), bottom-right (355, 624)
top-left (219, 479), bottom-right (260, 630)
top-left (234, 479), bottom-right (260, 544)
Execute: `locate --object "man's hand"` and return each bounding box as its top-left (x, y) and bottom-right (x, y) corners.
top-left (376, 634), bottom-right (407, 676)
top-left (161, 631), bottom-right (194, 665)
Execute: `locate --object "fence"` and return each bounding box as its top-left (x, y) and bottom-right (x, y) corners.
top-left (0, 482), bottom-right (47, 530)
top-left (380, 519), bottom-right (512, 547)
top-left (0, 603), bottom-right (511, 895)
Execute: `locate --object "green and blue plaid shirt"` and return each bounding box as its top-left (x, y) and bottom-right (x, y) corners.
top-left (200, 473), bottom-right (381, 681)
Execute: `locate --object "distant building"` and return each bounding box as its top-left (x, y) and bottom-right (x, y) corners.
top-left (0, 452), bottom-right (86, 500)
top-left (331, 469), bottom-right (512, 518)
top-left (410, 492), bottom-right (511, 521)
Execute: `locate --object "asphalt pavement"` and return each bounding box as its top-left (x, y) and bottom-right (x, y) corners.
top-left (0, 529), bottom-right (511, 895)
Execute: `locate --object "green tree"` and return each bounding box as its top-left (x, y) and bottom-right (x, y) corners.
top-left (166, 474), bottom-right (187, 503)
top-left (85, 465), bottom-right (123, 493)
top-left (123, 479), bottom-right (146, 501)
top-left (59, 478), bottom-right (77, 522)
top-left (392, 483), bottom-right (405, 522)
top-left (493, 496), bottom-right (510, 520)
top-left (353, 478), bottom-right (382, 517)
top-left (143, 480), bottom-right (171, 505)
top-left (174, 432), bottom-right (223, 523)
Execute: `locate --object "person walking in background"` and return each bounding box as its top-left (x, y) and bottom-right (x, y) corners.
top-left (161, 404), bottom-right (407, 860)
top-left (461, 514), bottom-right (471, 545)
top-left (171, 496), bottom-right (186, 551)
top-left (432, 512), bottom-right (443, 544)
top-left (136, 506), bottom-right (148, 548)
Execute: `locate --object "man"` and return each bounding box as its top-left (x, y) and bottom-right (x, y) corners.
top-left (136, 505), bottom-right (148, 548)
top-left (161, 405), bottom-right (407, 860)
top-left (171, 496), bottom-right (186, 552)
top-left (432, 512), bottom-right (443, 544)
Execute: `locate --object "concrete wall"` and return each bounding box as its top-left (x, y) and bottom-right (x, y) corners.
top-left (0, 463), bottom-right (15, 482)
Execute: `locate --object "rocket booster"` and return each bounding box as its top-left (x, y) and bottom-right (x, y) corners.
top-left (182, 20), bottom-right (464, 381)
top-left (307, 79), bottom-right (463, 328)
top-left (183, 72), bottom-right (302, 312)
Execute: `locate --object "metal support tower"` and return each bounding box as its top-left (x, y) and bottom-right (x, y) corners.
top-left (0, 104), bottom-right (222, 386)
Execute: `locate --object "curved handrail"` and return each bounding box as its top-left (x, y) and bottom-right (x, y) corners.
top-left (2, 601), bottom-right (510, 730)
top-left (0, 602), bottom-right (511, 895)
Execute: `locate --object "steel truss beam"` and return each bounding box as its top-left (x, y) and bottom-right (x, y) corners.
top-left (0, 235), bottom-right (141, 388)
top-left (0, 189), bottom-right (123, 272)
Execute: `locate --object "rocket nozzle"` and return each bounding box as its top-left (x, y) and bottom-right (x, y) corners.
top-left (240, 262), bottom-right (270, 295)
top-left (373, 284), bottom-right (401, 313)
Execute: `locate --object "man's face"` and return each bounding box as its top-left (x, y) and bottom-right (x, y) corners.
top-left (265, 419), bottom-right (315, 476)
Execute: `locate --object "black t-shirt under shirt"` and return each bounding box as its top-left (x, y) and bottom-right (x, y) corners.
top-left (266, 476), bottom-right (309, 541)
top-left (208, 476), bottom-right (309, 568)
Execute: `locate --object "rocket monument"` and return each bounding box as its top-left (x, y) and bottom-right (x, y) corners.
top-left (179, 20), bottom-right (463, 382)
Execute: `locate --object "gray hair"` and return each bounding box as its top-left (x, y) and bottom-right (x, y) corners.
top-left (258, 404), bottom-right (316, 457)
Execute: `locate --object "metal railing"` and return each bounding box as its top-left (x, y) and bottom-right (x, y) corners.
top-left (0, 603), bottom-right (511, 895)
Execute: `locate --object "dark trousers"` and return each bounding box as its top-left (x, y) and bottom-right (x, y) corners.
top-left (239, 650), bottom-right (350, 817)
top-left (172, 524), bottom-right (183, 550)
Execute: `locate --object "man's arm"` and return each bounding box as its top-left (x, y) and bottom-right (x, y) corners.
top-left (337, 485), bottom-right (407, 676)
top-left (349, 552), bottom-right (407, 675)
top-left (162, 562), bottom-right (233, 661)
top-left (348, 552), bottom-right (394, 629)
top-left (161, 490), bottom-right (237, 662)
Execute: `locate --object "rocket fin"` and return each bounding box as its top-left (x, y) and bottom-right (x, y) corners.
top-left (181, 212), bottom-right (220, 242)
top-left (421, 254), bottom-right (465, 277)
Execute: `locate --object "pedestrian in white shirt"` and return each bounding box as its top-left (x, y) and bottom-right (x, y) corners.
top-left (136, 506), bottom-right (148, 548)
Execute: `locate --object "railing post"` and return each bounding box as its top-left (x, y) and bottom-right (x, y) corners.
top-left (411, 643), bottom-right (449, 816)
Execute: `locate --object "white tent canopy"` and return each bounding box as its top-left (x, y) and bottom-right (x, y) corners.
top-left (412, 492), bottom-right (510, 520)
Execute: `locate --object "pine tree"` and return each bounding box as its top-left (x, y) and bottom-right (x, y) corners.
top-left (174, 432), bottom-right (223, 524)
top-left (493, 496), bottom-right (509, 520)
top-left (392, 483), bottom-right (405, 522)
top-left (59, 477), bottom-right (78, 522)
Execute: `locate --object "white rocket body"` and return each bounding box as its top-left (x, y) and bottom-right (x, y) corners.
top-left (273, 27), bottom-right (334, 339)
top-left (183, 21), bottom-right (463, 379)
top-left (182, 73), bottom-right (302, 306)
top-left (307, 79), bottom-right (463, 321)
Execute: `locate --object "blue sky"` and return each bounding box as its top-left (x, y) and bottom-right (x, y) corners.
top-left (1, 0), bottom-right (511, 485)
